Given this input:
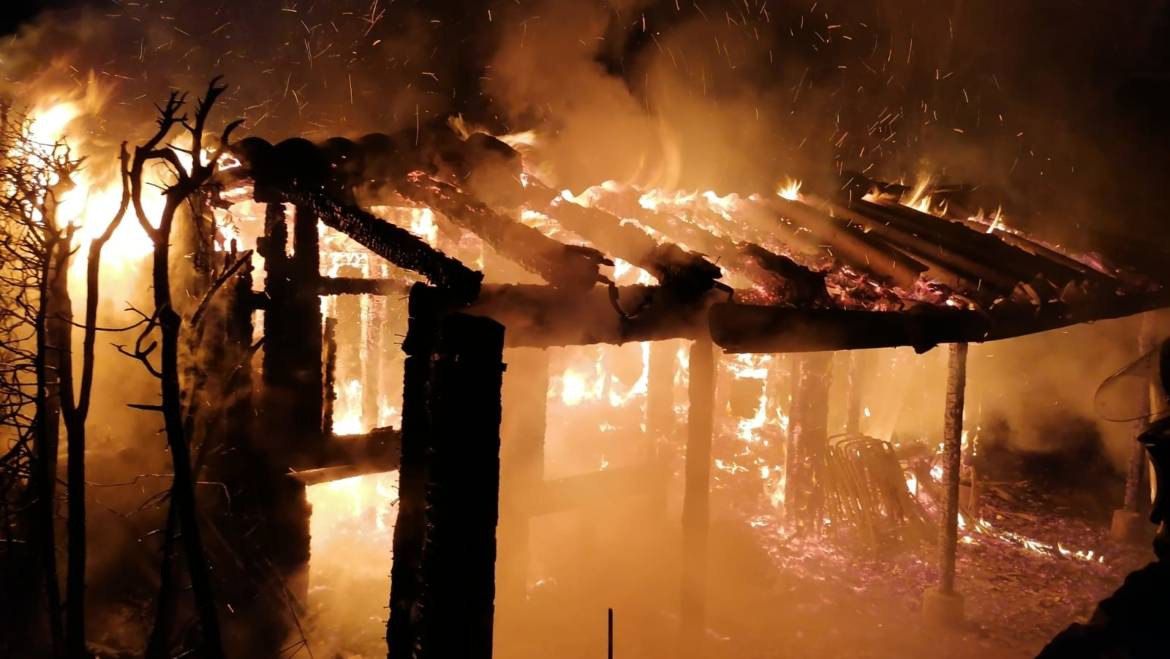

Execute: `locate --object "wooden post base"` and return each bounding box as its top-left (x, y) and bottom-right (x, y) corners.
top-left (922, 587), bottom-right (965, 626)
top-left (1110, 509), bottom-right (1154, 544)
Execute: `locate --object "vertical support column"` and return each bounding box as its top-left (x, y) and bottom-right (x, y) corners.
top-left (924, 342), bottom-right (968, 625)
top-left (388, 284), bottom-right (443, 659)
top-left (1114, 313), bottom-right (1155, 542)
top-left (844, 350), bottom-right (866, 436)
top-left (498, 348), bottom-right (549, 617)
top-left (416, 313), bottom-right (506, 659)
top-left (290, 203), bottom-right (323, 449)
top-left (783, 352), bottom-right (833, 533)
top-left (680, 338), bottom-right (715, 654)
top-left (647, 341), bottom-right (675, 512)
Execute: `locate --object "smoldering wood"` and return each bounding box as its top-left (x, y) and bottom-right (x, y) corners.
top-left (938, 343), bottom-right (968, 595)
top-left (397, 172), bottom-right (608, 292)
top-left (416, 313), bottom-right (505, 659)
top-left (680, 338), bottom-right (715, 652)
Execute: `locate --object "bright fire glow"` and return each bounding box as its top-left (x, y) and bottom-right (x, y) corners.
top-left (777, 177), bottom-right (803, 201)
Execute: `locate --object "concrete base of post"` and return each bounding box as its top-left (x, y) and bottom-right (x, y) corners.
top-left (922, 588), bottom-right (965, 626)
top-left (1110, 509), bottom-right (1153, 544)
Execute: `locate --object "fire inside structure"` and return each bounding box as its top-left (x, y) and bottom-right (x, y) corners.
top-left (6, 2), bottom-right (1170, 659)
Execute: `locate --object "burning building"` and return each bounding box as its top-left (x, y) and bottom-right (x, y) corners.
top-left (3, 2), bottom-right (1170, 658)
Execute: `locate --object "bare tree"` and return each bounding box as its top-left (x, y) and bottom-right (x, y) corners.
top-left (57, 143), bottom-right (131, 658)
top-left (117, 78), bottom-right (241, 659)
top-left (0, 108), bottom-right (82, 657)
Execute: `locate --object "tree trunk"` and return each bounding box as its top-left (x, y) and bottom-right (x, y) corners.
top-left (152, 196), bottom-right (224, 658)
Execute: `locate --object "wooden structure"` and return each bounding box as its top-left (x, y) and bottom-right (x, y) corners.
top-left (216, 128), bottom-right (1170, 657)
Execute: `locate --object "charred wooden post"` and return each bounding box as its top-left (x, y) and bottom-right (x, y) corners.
top-left (416, 313), bottom-right (506, 659)
top-left (924, 342), bottom-right (968, 625)
top-left (1113, 314), bottom-right (1156, 542)
top-left (783, 352), bottom-right (833, 533)
top-left (497, 347), bottom-right (550, 617)
top-left (254, 200), bottom-right (317, 616)
top-left (680, 338), bottom-right (715, 654)
top-left (388, 284), bottom-right (445, 659)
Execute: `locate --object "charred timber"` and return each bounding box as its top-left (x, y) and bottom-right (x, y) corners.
top-left (416, 313), bottom-right (505, 659)
top-left (289, 426), bottom-right (402, 474)
top-left (276, 188), bottom-right (483, 301)
top-left (397, 172), bottom-right (608, 291)
top-left (388, 284), bottom-right (444, 659)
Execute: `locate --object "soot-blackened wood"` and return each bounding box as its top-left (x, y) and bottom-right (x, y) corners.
top-left (498, 348), bottom-right (549, 616)
top-left (387, 284), bottom-right (444, 659)
top-left (416, 313), bottom-right (506, 659)
top-left (784, 352), bottom-right (833, 533)
top-left (680, 338), bottom-right (715, 653)
top-left (938, 343), bottom-right (968, 595)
